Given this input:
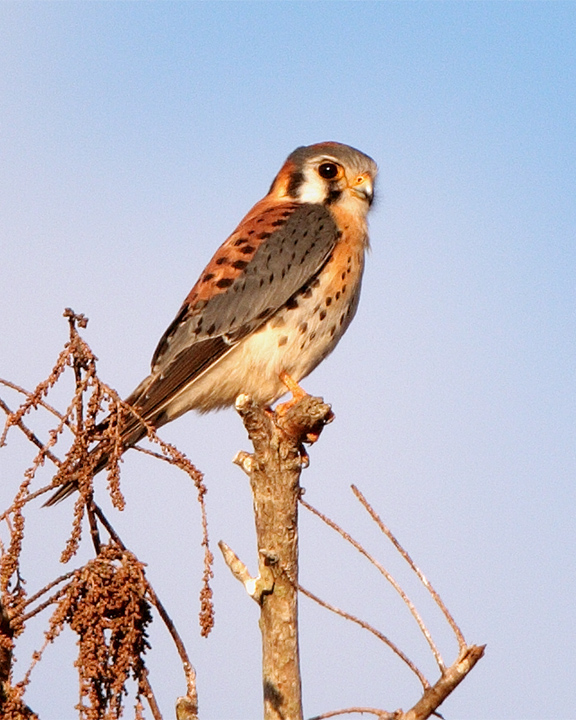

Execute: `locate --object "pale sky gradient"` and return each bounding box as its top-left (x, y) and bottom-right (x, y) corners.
top-left (1, 3), bottom-right (575, 719)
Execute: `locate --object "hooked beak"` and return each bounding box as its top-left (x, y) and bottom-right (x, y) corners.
top-left (349, 173), bottom-right (374, 205)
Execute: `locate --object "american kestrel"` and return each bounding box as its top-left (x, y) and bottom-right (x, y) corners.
top-left (47, 142), bottom-right (377, 504)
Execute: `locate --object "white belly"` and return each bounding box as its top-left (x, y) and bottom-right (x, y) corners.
top-left (162, 250), bottom-right (364, 417)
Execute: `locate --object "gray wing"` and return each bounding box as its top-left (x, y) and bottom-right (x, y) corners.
top-left (126, 203), bottom-right (339, 423)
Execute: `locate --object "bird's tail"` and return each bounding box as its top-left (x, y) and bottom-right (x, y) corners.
top-left (43, 415), bottom-right (148, 506)
top-left (43, 445), bottom-right (111, 506)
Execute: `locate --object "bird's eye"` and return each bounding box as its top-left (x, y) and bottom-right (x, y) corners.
top-left (318, 162), bottom-right (339, 179)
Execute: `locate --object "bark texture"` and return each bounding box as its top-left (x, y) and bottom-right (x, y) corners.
top-left (235, 393), bottom-right (333, 720)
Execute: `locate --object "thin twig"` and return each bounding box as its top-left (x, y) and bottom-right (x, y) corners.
top-left (300, 497), bottom-right (445, 671)
top-left (0, 483), bottom-right (56, 513)
top-left (0, 397), bottom-right (62, 467)
top-left (298, 583), bottom-right (429, 689)
top-left (86, 498), bottom-right (102, 556)
top-left (0, 378), bottom-right (68, 426)
top-left (91, 503), bottom-right (126, 549)
top-left (351, 485), bottom-right (466, 651)
top-left (132, 445), bottom-right (182, 463)
top-left (146, 581), bottom-right (198, 703)
top-left (138, 670), bottom-right (163, 720)
top-left (22, 570), bottom-right (77, 610)
top-left (19, 584), bottom-right (71, 625)
top-left (308, 708), bottom-right (398, 720)
top-left (92, 503), bottom-right (198, 703)
top-left (400, 645), bottom-right (485, 720)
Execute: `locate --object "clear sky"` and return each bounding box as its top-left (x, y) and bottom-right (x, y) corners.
top-left (1, 3), bottom-right (575, 719)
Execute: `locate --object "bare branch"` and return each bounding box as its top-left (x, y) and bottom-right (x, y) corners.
top-left (138, 671), bottom-right (163, 720)
top-left (300, 497), bottom-right (444, 672)
top-left (308, 708), bottom-right (399, 720)
top-left (234, 393), bottom-right (304, 720)
top-left (22, 571), bottom-right (76, 610)
top-left (298, 584), bottom-right (429, 689)
top-left (399, 645), bottom-right (485, 720)
top-left (351, 486), bottom-right (466, 651)
top-left (233, 392), bottom-right (333, 720)
top-left (146, 576), bottom-right (199, 708)
top-left (19, 585), bottom-right (70, 625)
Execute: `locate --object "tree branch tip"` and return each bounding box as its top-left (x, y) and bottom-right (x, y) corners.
top-left (63, 307), bottom-right (89, 328)
top-left (218, 541), bottom-right (275, 602)
top-left (218, 540), bottom-right (255, 592)
top-left (276, 395), bottom-right (334, 446)
top-left (176, 695), bottom-right (199, 720)
top-left (232, 450), bottom-right (253, 475)
top-left (218, 540), bottom-right (247, 574)
top-left (460, 644), bottom-right (486, 664)
top-left (234, 393), bottom-right (253, 412)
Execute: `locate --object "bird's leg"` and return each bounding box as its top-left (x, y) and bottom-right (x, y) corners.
top-left (275, 371), bottom-right (308, 415)
top-left (275, 372), bottom-right (317, 457)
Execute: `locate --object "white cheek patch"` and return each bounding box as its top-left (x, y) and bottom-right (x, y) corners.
top-left (297, 167), bottom-right (329, 204)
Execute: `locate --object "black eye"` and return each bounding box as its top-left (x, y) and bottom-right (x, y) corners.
top-left (318, 162), bottom-right (339, 179)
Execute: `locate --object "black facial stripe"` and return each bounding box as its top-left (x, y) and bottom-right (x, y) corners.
top-left (287, 170), bottom-right (305, 198)
top-left (324, 186), bottom-right (343, 205)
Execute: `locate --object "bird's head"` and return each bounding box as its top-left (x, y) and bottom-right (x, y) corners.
top-left (269, 142), bottom-right (377, 215)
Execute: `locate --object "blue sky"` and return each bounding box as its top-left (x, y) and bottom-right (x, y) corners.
top-left (1, 3), bottom-right (575, 719)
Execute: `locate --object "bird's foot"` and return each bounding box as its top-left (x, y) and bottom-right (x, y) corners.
top-left (275, 371), bottom-right (309, 416)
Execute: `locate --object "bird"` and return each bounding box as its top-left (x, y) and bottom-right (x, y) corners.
top-left (46, 141), bottom-right (377, 504)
